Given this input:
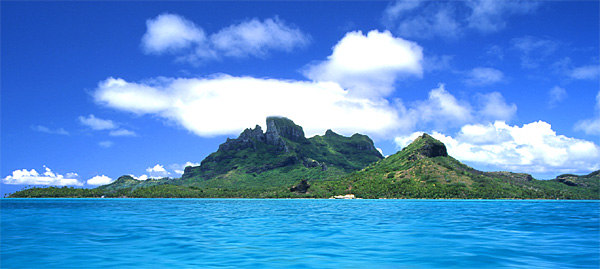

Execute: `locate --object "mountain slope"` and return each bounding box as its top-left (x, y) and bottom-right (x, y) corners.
top-left (7, 122), bottom-right (598, 199)
top-left (310, 134), bottom-right (600, 199)
top-left (181, 117), bottom-right (382, 180)
top-left (169, 116), bottom-right (384, 195)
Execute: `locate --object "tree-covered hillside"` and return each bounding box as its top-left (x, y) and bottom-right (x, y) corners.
top-left (7, 119), bottom-right (599, 199)
top-left (309, 134), bottom-right (600, 199)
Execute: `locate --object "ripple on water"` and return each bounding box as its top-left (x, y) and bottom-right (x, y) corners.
top-left (1, 199), bottom-right (598, 268)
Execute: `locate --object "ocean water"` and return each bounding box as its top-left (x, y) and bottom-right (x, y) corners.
top-left (1, 199), bottom-right (599, 268)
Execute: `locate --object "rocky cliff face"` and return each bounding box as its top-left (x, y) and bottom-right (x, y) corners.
top-left (406, 133), bottom-right (448, 161)
top-left (553, 170), bottom-right (600, 187)
top-left (181, 117), bottom-right (383, 181)
top-left (266, 116), bottom-right (306, 142)
top-left (217, 117), bottom-right (305, 153)
top-left (218, 125), bottom-right (265, 152)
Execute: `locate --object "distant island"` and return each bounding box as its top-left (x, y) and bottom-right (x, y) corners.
top-left (7, 117), bottom-right (599, 199)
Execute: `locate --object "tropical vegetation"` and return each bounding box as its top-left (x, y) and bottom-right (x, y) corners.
top-left (7, 117), bottom-right (599, 199)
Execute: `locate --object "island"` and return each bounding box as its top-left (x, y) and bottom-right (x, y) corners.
top-left (7, 117), bottom-right (599, 199)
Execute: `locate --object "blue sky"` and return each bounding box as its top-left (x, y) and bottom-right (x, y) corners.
top-left (2, 1), bottom-right (599, 196)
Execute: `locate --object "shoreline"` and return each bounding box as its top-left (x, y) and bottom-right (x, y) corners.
top-left (3, 197), bottom-right (598, 201)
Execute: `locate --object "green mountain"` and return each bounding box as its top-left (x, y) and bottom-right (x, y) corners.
top-left (310, 133), bottom-right (600, 199)
top-left (173, 116), bottom-right (384, 196)
top-left (7, 119), bottom-right (599, 199)
top-left (75, 116), bottom-right (383, 197)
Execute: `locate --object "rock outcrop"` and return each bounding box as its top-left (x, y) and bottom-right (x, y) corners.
top-left (290, 179), bottom-right (311, 193)
top-left (181, 116), bottom-right (384, 181)
top-left (405, 133), bottom-right (448, 161)
top-left (553, 173), bottom-right (593, 187)
top-left (217, 117), bottom-right (306, 153)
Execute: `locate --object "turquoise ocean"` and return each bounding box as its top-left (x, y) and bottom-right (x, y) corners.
top-left (1, 199), bottom-right (599, 268)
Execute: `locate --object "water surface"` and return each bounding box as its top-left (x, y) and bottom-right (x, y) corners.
top-left (2, 199), bottom-right (598, 268)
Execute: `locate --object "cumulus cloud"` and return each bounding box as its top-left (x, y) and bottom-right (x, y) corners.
top-left (141, 13), bottom-right (206, 55)
top-left (31, 125), bottom-right (69, 135)
top-left (303, 30), bottom-right (423, 98)
top-left (570, 65), bottom-right (600, 80)
top-left (132, 163), bottom-right (179, 181)
top-left (464, 67), bottom-right (504, 86)
top-left (109, 129), bottom-right (137, 137)
top-left (79, 114), bottom-right (136, 137)
top-left (391, 85), bottom-right (516, 133)
top-left (476, 92), bottom-right (517, 122)
top-left (87, 175), bottom-right (114, 185)
top-left (2, 166), bottom-right (83, 186)
top-left (94, 76), bottom-right (402, 138)
top-left (99, 141), bottom-right (114, 148)
top-left (398, 85), bottom-right (515, 131)
top-left (548, 86), bottom-right (567, 108)
top-left (395, 121), bottom-right (600, 175)
top-left (94, 77), bottom-right (516, 139)
top-left (409, 84), bottom-right (473, 129)
top-left (383, 0), bottom-right (540, 39)
top-left (574, 90), bottom-right (600, 136)
top-left (132, 174), bottom-right (149, 181)
top-left (171, 162), bottom-right (201, 175)
top-left (141, 13), bottom-right (310, 64)
top-left (211, 17), bottom-right (310, 58)
top-left (146, 164), bottom-right (171, 179)
top-left (79, 114), bottom-right (117, 130)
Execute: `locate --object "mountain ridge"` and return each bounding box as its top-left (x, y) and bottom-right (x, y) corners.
top-left (6, 118), bottom-right (599, 199)
top-left (180, 116), bottom-right (382, 184)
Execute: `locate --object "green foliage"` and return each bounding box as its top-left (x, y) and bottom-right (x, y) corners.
top-left (177, 118), bottom-right (383, 197)
top-left (7, 186), bottom-right (105, 198)
top-left (7, 129), bottom-right (599, 200)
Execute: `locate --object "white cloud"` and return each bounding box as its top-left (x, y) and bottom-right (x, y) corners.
top-left (303, 30), bottom-right (423, 98)
top-left (141, 14), bottom-right (309, 64)
top-left (146, 164), bottom-right (170, 179)
top-left (383, 0), bottom-right (422, 20)
top-left (391, 85), bottom-right (516, 133)
top-left (87, 175), bottom-right (114, 185)
top-left (94, 77), bottom-right (516, 140)
top-left (466, 0), bottom-right (540, 33)
top-left (464, 67), bottom-right (504, 86)
top-left (79, 114), bottom-right (117, 130)
top-left (79, 114), bottom-right (136, 137)
top-left (94, 76), bottom-right (402, 138)
top-left (395, 121), bottom-right (600, 175)
top-left (476, 92), bottom-right (517, 122)
top-left (109, 129), bottom-right (137, 137)
top-left (391, 4), bottom-right (462, 39)
top-left (574, 118), bottom-right (600, 136)
top-left (2, 166), bottom-right (83, 186)
top-left (171, 162), bottom-right (200, 175)
top-left (409, 84), bottom-right (473, 129)
top-left (141, 13), bottom-right (206, 55)
top-left (31, 125), bottom-right (69, 135)
top-left (383, 0), bottom-right (540, 39)
top-left (548, 86), bottom-right (567, 108)
top-left (570, 65), bottom-right (600, 80)
top-left (99, 141), bottom-right (114, 148)
top-left (132, 174), bottom-right (149, 181)
top-left (211, 17), bottom-right (310, 58)
top-left (574, 90), bottom-right (600, 136)
top-left (423, 54), bottom-right (454, 73)
top-left (511, 36), bottom-right (559, 69)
